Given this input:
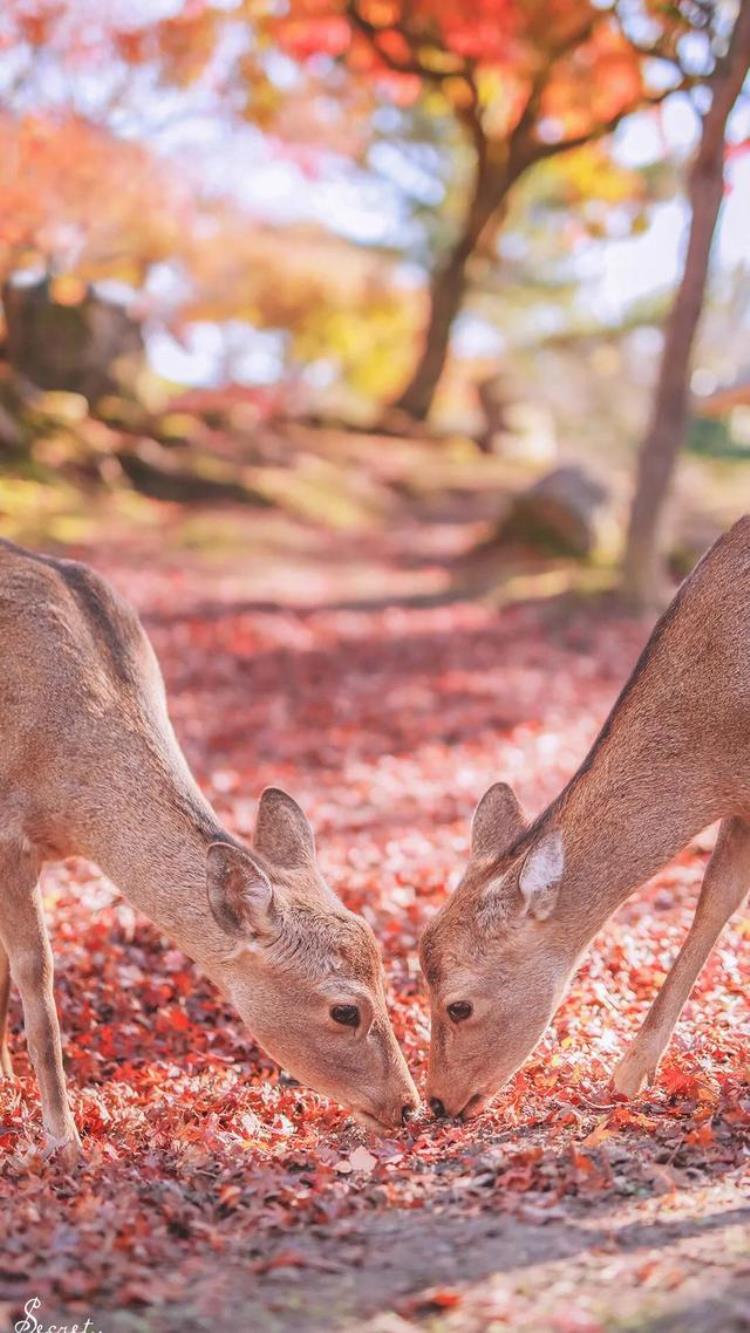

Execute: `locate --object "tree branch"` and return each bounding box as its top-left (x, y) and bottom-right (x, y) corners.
top-left (523, 78), bottom-right (699, 168)
top-left (345, 0), bottom-right (468, 85)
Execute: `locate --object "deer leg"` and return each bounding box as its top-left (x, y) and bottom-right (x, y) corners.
top-left (613, 817), bottom-right (750, 1098)
top-left (0, 936), bottom-right (14, 1078)
top-left (0, 847), bottom-right (81, 1164)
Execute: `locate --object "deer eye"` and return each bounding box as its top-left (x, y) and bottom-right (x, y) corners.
top-left (447, 1000), bottom-right (473, 1024)
top-left (331, 1004), bottom-right (360, 1028)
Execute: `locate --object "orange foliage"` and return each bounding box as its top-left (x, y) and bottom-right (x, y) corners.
top-left (0, 114), bottom-right (194, 283)
top-left (277, 0), bottom-right (517, 67)
top-left (272, 0), bottom-right (681, 152)
top-left (0, 1), bottom-right (222, 88)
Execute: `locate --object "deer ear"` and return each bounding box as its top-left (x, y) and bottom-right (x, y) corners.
top-left (471, 782), bottom-right (527, 859)
top-left (518, 831), bottom-right (564, 920)
top-left (254, 787), bottom-right (316, 868)
top-left (206, 843), bottom-right (274, 938)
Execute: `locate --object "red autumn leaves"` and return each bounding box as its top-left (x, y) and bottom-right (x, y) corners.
top-left (0, 548), bottom-right (747, 1314)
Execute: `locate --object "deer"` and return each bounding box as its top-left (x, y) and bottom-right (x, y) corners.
top-left (0, 540), bottom-right (419, 1164)
top-left (419, 515), bottom-right (750, 1121)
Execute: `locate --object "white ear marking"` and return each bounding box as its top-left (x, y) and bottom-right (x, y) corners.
top-left (518, 830), bottom-right (564, 919)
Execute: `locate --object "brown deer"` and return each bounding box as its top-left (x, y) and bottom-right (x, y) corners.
top-left (0, 541), bottom-right (418, 1164)
top-left (420, 516), bottom-right (750, 1120)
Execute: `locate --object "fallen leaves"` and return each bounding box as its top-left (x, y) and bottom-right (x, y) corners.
top-left (337, 1145), bottom-right (378, 1174)
top-left (397, 1285), bottom-right (464, 1316)
top-left (0, 543), bottom-right (747, 1318)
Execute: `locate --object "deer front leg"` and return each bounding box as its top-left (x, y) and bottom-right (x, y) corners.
top-left (0, 937), bottom-right (14, 1078)
top-left (613, 817), bottom-right (750, 1098)
top-left (0, 852), bottom-right (81, 1165)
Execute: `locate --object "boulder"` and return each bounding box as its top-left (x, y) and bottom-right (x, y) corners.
top-left (2, 278), bottom-right (144, 404)
top-left (498, 465), bottom-right (609, 558)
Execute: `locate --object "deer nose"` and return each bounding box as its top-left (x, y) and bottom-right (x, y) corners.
top-left (460, 1091), bottom-right (488, 1120)
top-left (401, 1104), bottom-right (414, 1125)
top-left (430, 1097), bottom-right (446, 1119)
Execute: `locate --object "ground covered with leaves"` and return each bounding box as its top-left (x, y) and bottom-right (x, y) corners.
top-left (0, 508), bottom-right (748, 1332)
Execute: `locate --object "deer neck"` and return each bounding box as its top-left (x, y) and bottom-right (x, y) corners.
top-left (78, 758), bottom-right (236, 976)
top-left (541, 727), bottom-right (719, 951)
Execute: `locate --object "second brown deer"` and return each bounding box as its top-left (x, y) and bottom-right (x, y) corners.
top-left (0, 541), bottom-right (419, 1163)
top-left (420, 516), bottom-right (750, 1120)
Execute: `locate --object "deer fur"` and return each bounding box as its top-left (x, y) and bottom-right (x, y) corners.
top-left (0, 541), bottom-right (418, 1163)
top-left (420, 516), bottom-right (750, 1119)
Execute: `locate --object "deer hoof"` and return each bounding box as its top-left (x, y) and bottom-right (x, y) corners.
top-left (611, 1050), bottom-right (657, 1099)
top-left (43, 1128), bottom-right (83, 1169)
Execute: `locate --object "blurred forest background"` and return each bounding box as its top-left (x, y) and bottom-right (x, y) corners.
top-left (1, 0), bottom-right (749, 607)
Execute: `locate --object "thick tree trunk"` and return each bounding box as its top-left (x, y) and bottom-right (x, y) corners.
top-left (393, 241), bottom-right (475, 422)
top-left (393, 153), bottom-right (506, 423)
top-left (622, 1), bottom-right (750, 607)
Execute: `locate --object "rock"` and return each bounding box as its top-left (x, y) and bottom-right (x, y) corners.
top-left (3, 277), bottom-right (144, 404)
top-left (498, 465), bottom-right (609, 558)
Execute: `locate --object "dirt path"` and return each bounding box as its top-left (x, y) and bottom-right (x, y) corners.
top-left (101, 1180), bottom-right (750, 1332)
top-left (185, 1186), bottom-right (750, 1332)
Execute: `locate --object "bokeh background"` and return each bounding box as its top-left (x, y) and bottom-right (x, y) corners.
top-left (0, 0), bottom-right (748, 604)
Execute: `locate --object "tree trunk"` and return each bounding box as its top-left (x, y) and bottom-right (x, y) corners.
top-left (392, 151), bottom-right (506, 423)
top-left (392, 241), bottom-right (475, 422)
top-left (622, 0), bottom-right (750, 607)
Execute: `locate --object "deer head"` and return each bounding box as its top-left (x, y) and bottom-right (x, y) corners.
top-left (419, 782), bottom-right (577, 1120)
top-left (208, 788), bottom-right (419, 1131)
